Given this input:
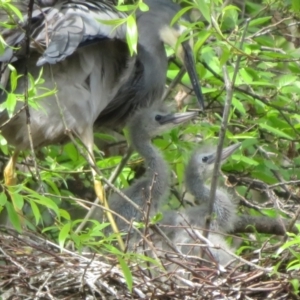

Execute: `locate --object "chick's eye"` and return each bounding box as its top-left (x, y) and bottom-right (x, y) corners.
top-left (202, 156), bottom-right (208, 163)
top-left (155, 115), bottom-right (162, 121)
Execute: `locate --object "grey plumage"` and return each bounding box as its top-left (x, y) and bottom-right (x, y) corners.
top-left (183, 143), bottom-right (241, 233)
top-left (0, 0), bottom-right (204, 140)
top-left (0, 0), bottom-right (203, 247)
top-left (98, 107), bottom-right (197, 236)
top-left (162, 143), bottom-right (241, 265)
top-left (0, 0), bottom-right (129, 149)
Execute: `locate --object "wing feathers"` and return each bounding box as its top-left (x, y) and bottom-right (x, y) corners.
top-left (0, 1), bottom-right (127, 65)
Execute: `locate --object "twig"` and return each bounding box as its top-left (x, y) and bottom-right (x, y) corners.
top-left (201, 60), bottom-right (298, 114)
top-left (205, 19), bottom-right (251, 236)
top-left (162, 67), bottom-right (185, 101)
top-left (24, 0), bottom-right (44, 193)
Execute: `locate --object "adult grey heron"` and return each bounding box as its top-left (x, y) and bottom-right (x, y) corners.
top-left (0, 0), bottom-right (204, 246)
top-left (95, 106), bottom-right (197, 243)
top-left (162, 143), bottom-right (241, 264)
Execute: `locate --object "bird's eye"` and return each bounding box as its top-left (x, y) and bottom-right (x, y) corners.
top-left (202, 156), bottom-right (208, 163)
top-left (155, 115), bottom-right (162, 121)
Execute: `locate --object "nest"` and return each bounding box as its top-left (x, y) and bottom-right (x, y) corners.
top-left (0, 226), bottom-right (298, 300)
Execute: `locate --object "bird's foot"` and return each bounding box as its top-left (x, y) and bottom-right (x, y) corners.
top-left (94, 179), bottom-right (125, 252)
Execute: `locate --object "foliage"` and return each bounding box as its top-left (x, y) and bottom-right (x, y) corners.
top-left (0, 0), bottom-right (300, 295)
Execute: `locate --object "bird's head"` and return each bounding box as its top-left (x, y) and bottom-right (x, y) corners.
top-left (139, 0), bottom-right (205, 110)
top-left (193, 143), bottom-right (241, 180)
top-left (128, 106), bottom-right (197, 141)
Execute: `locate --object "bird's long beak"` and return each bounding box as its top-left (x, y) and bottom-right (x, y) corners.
top-left (158, 111), bottom-right (197, 125)
top-left (206, 143), bottom-right (241, 164)
top-left (181, 40), bottom-right (205, 111)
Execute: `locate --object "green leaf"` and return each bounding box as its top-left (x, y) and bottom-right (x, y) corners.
top-left (64, 143), bottom-right (79, 162)
top-left (176, 161), bottom-right (184, 188)
top-left (290, 279), bottom-right (300, 294)
top-left (239, 68), bottom-right (253, 84)
top-left (279, 238), bottom-right (300, 251)
top-left (5, 201), bottom-right (22, 232)
top-left (44, 178), bottom-right (61, 195)
top-left (35, 67), bottom-right (45, 85)
top-left (8, 65), bottom-right (18, 92)
top-left (59, 209), bottom-right (70, 221)
top-left (228, 133), bottom-right (257, 139)
top-left (235, 154), bottom-right (259, 166)
top-left (259, 123), bottom-right (293, 140)
top-left (195, 0), bottom-right (211, 23)
top-left (260, 209), bottom-right (278, 218)
top-left (249, 17), bottom-right (272, 27)
top-left (0, 36), bottom-right (5, 55)
top-left (248, 81), bottom-right (276, 87)
top-left (171, 6), bottom-right (193, 26)
top-left (138, 2), bottom-right (149, 12)
top-left (278, 74), bottom-right (298, 88)
top-left (221, 5), bottom-right (239, 30)
top-left (96, 18), bottom-right (126, 38)
top-left (126, 15), bottom-right (138, 55)
top-left (0, 192), bottom-right (7, 206)
top-left (292, 0), bottom-right (300, 12)
top-left (264, 159), bottom-right (280, 171)
top-left (232, 97), bottom-right (246, 115)
top-left (194, 31), bottom-right (211, 55)
top-left (5, 3), bottom-right (23, 21)
top-left (58, 222), bottom-right (71, 249)
top-left (6, 93), bottom-right (17, 117)
top-left (118, 256), bottom-right (133, 292)
top-left (94, 132), bottom-right (117, 142)
top-left (12, 193), bottom-right (24, 211)
top-left (23, 187), bottom-right (60, 216)
top-left (30, 200), bottom-right (41, 225)
top-left (151, 212), bottom-right (163, 224)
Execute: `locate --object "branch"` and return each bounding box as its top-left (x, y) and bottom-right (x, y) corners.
top-left (205, 19), bottom-right (250, 237)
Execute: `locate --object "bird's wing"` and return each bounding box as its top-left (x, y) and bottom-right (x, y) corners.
top-left (0, 0), bottom-right (127, 65)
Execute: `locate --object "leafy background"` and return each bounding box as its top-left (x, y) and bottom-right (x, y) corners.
top-left (1, 0), bottom-right (300, 295)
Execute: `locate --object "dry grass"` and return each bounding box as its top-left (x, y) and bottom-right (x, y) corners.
top-left (0, 226), bottom-right (299, 300)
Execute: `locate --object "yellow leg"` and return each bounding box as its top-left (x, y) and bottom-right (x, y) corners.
top-left (83, 131), bottom-right (125, 252)
top-left (93, 175), bottom-right (125, 252)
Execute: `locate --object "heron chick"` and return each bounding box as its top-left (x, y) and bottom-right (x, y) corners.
top-left (162, 143), bottom-right (241, 265)
top-left (95, 107), bottom-right (197, 244)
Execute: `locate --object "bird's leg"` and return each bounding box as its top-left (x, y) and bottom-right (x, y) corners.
top-left (92, 169), bottom-right (125, 251)
top-left (4, 150), bottom-right (20, 186)
top-left (86, 147), bottom-right (125, 252)
top-left (80, 129), bottom-right (125, 251)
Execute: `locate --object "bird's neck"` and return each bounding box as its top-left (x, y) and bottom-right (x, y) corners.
top-left (133, 138), bottom-right (170, 204)
top-left (185, 159), bottom-right (237, 232)
top-left (185, 160), bottom-right (210, 201)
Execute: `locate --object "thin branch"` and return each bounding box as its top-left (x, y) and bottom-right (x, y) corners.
top-left (205, 19), bottom-right (251, 237)
top-left (24, 0), bottom-right (44, 193)
top-left (201, 60), bottom-right (299, 114)
top-left (0, 105), bottom-right (26, 130)
top-left (162, 67), bottom-right (185, 101)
